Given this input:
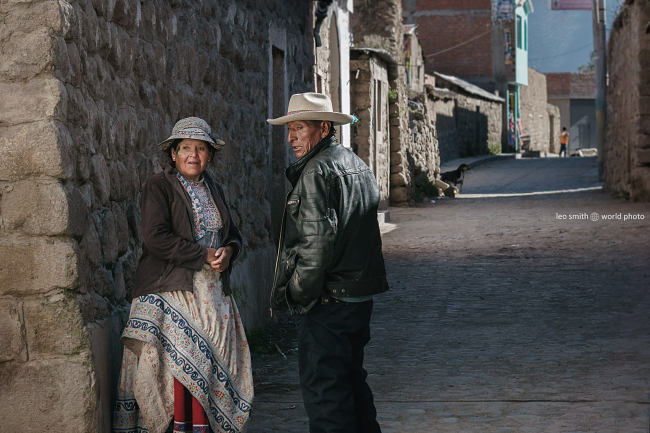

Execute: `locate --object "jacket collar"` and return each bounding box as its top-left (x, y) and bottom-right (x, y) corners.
top-left (285, 135), bottom-right (337, 186)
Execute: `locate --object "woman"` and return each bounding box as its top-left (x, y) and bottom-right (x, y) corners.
top-left (113, 117), bottom-right (253, 433)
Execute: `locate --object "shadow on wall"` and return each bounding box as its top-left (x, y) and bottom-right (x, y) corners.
top-left (437, 107), bottom-right (491, 163)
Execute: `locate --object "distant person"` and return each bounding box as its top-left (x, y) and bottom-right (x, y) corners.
top-left (559, 127), bottom-right (569, 157)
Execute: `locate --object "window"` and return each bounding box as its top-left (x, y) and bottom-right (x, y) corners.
top-left (516, 16), bottom-right (522, 49)
top-left (524, 18), bottom-right (528, 50)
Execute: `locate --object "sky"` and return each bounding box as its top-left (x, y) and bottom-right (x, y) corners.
top-left (528, 0), bottom-right (624, 73)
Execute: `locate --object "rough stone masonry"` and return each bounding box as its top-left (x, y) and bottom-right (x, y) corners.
top-left (351, 0), bottom-right (414, 206)
top-left (604, 0), bottom-right (650, 200)
top-left (0, 1), bottom-right (312, 432)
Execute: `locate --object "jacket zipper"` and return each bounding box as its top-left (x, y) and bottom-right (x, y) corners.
top-left (269, 195), bottom-right (289, 317)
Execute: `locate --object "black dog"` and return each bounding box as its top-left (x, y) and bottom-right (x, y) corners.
top-left (440, 163), bottom-right (470, 192)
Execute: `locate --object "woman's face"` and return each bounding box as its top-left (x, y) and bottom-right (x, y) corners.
top-left (171, 139), bottom-right (212, 181)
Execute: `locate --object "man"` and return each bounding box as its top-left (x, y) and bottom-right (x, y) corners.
top-left (559, 126), bottom-right (569, 157)
top-left (267, 92), bottom-right (388, 433)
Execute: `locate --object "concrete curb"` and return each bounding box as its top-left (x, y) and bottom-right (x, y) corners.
top-left (380, 154), bottom-right (515, 227)
top-left (440, 153), bottom-right (515, 172)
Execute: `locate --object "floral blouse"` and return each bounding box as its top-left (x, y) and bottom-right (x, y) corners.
top-left (176, 172), bottom-right (223, 249)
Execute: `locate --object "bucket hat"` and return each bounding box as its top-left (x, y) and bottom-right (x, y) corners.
top-left (159, 117), bottom-right (225, 151)
top-left (267, 92), bottom-right (355, 125)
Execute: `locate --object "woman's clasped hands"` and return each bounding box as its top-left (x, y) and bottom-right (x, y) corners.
top-left (206, 246), bottom-right (233, 273)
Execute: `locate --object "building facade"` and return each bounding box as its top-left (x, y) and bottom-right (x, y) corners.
top-left (403, 0), bottom-right (534, 151)
top-left (519, 68), bottom-right (560, 154)
top-left (351, 0), bottom-right (414, 205)
top-left (433, 72), bottom-right (504, 162)
top-left (350, 48), bottom-right (392, 209)
top-left (312, 0), bottom-right (354, 147)
top-left (404, 24), bottom-right (425, 96)
top-left (546, 72), bottom-right (596, 152)
top-left (0, 1), bottom-right (315, 431)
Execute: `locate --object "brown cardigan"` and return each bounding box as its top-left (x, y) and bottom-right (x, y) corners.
top-left (132, 165), bottom-right (243, 299)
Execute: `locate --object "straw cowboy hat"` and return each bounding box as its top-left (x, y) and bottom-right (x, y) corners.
top-left (267, 92), bottom-right (355, 125)
top-left (159, 117), bottom-right (225, 151)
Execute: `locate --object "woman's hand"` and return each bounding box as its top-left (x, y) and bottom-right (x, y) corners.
top-left (206, 248), bottom-right (218, 263)
top-left (209, 245), bottom-right (233, 273)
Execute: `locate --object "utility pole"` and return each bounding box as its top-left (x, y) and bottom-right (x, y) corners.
top-left (592, 0), bottom-right (607, 178)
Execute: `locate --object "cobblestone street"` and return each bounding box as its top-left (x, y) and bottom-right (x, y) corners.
top-left (247, 157), bottom-right (650, 433)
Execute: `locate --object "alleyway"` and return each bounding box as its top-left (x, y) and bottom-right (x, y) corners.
top-left (247, 157), bottom-right (650, 433)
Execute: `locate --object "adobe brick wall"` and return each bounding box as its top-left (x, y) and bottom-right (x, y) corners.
top-left (0, 1), bottom-right (312, 431)
top-left (546, 72), bottom-right (595, 98)
top-left (604, 0), bottom-right (650, 201)
top-left (416, 13), bottom-right (493, 79)
top-left (569, 72), bottom-right (596, 98)
top-left (402, 1), bottom-right (493, 82)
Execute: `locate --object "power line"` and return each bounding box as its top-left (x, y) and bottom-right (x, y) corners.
top-left (425, 29), bottom-right (492, 58)
top-left (529, 42), bottom-right (592, 61)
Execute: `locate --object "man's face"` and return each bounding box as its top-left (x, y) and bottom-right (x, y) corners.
top-left (287, 121), bottom-right (327, 159)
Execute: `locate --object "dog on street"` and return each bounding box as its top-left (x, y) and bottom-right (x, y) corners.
top-left (440, 163), bottom-right (470, 193)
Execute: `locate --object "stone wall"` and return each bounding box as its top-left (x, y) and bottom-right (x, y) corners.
top-left (431, 84), bottom-right (503, 163)
top-left (547, 71), bottom-right (596, 151)
top-left (604, 0), bottom-right (650, 201)
top-left (519, 68), bottom-right (551, 152)
top-left (352, 0), bottom-right (412, 205)
top-left (406, 91), bottom-right (440, 189)
top-left (0, 1), bottom-right (312, 432)
top-left (350, 51), bottom-right (391, 209)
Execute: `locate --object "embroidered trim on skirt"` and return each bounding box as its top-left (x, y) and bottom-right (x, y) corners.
top-left (112, 268), bottom-right (253, 433)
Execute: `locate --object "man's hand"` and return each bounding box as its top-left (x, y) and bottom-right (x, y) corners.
top-left (209, 245), bottom-right (233, 273)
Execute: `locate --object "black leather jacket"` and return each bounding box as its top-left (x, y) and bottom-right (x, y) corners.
top-left (271, 135), bottom-right (388, 314)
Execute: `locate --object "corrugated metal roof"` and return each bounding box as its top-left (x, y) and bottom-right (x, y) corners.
top-left (433, 72), bottom-right (505, 103)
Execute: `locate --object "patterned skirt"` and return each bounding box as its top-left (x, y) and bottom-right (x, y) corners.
top-left (112, 267), bottom-right (254, 433)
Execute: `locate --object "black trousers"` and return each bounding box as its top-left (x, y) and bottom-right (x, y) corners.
top-left (297, 300), bottom-right (381, 433)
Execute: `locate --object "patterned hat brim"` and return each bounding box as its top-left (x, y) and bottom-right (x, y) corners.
top-left (158, 128), bottom-right (225, 151)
